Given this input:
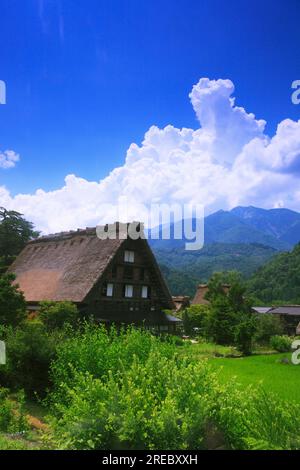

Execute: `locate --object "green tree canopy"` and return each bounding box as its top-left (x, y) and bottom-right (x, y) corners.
top-left (0, 207), bottom-right (39, 271)
top-left (0, 273), bottom-right (26, 327)
top-left (205, 272), bottom-right (257, 353)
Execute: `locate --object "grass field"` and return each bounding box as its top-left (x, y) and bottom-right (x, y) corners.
top-left (210, 353), bottom-right (300, 403)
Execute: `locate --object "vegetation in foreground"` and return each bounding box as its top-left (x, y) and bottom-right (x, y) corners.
top-left (0, 324), bottom-right (299, 451)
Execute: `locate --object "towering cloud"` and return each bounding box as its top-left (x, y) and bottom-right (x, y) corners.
top-left (1, 78), bottom-right (300, 233)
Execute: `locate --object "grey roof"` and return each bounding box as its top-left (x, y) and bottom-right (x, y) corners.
top-left (253, 305), bottom-right (300, 316)
top-left (269, 306), bottom-right (300, 316)
top-left (252, 307), bottom-right (273, 314)
top-left (165, 313), bottom-right (183, 323)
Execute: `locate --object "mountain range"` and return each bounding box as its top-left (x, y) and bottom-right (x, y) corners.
top-left (149, 206), bottom-right (300, 296)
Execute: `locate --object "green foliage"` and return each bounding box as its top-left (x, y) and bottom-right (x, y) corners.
top-left (212, 383), bottom-right (300, 450)
top-left (234, 315), bottom-right (257, 355)
top-left (46, 327), bottom-right (300, 450)
top-left (181, 304), bottom-right (210, 336)
top-left (0, 435), bottom-right (33, 450)
top-left (39, 301), bottom-right (79, 330)
top-left (48, 324), bottom-right (175, 407)
top-left (0, 207), bottom-right (39, 271)
top-left (247, 243), bottom-right (300, 303)
top-left (48, 356), bottom-right (216, 450)
top-left (270, 335), bottom-right (292, 353)
top-left (255, 314), bottom-right (285, 344)
top-left (204, 273), bottom-right (257, 352)
top-left (206, 299), bottom-right (237, 345)
top-left (0, 322), bottom-right (60, 396)
top-left (0, 388), bottom-right (28, 433)
top-left (0, 273), bottom-right (26, 326)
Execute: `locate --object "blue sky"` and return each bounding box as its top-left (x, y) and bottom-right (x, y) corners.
top-left (1, 0), bottom-right (300, 232)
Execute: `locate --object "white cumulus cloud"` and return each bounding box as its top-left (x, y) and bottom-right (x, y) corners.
top-left (0, 150), bottom-right (19, 169)
top-left (1, 77), bottom-right (300, 233)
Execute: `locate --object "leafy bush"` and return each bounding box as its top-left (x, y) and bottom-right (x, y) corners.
top-left (48, 355), bottom-right (217, 450)
top-left (255, 314), bottom-right (285, 344)
top-left (39, 301), bottom-right (79, 330)
top-left (49, 324), bottom-right (175, 407)
top-left (0, 388), bottom-right (28, 433)
top-left (46, 326), bottom-right (300, 450)
top-left (181, 305), bottom-right (210, 336)
top-left (159, 334), bottom-right (184, 346)
top-left (234, 314), bottom-right (257, 355)
top-left (0, 322), bottom-right (61, 396)
top-left (270, 335), bottom-right (292, 352)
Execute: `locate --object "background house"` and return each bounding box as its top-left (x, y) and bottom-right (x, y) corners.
top-left (191, 283), bottom-right (230, 305)
top-left (252, 305), bottom-right (300, 335)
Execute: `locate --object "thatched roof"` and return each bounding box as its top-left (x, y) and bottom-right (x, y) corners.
top-left (8, 228), bottom-right (124, 303)
top-left (192, 283), bottom-right (230, 305)
top-left (172, 296), bottom-right (190, 312)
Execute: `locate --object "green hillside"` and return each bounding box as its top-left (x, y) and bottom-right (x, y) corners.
top-left (155, 243), bottom-right (277, 297)
top-left (247, 243), bottom-right (300, 303)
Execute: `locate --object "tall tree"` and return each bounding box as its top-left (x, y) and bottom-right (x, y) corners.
top-left (0, 207), bottom-right (39, 271)
top-left (205, 272), bottom-right (257, 353)
top-left (0, 273), bottom-right (26, 326)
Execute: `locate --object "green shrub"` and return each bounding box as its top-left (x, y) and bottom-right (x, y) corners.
top-left (48, 350), bottom-right (218, 450)
top-left (255, 314), bottom-right (284, 344)
top-left (0, 322), bottom-right (60, 396)
top-left (234, 314), bottom-right (257, 355)
top-left (159, 334), bottom-right (184, 346)
top-left (49, 324), bottom-right (175, 408)
top-left (39, 301), bottom-right (79, 330)
top-left (0, 388), bottom-right (28, 433)
top-left (47, 326), bottom-right (300, 450)
top-left (181, 305), bottom-right (210, 336)
top-left (270, 335), bottom-right (292, 352)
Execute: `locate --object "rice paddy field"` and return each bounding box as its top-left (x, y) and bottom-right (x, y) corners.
top-left (210, 353), bottom-right (300, 403)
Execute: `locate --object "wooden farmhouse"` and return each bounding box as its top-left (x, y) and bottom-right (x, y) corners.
top-left (8, 224), bottom-right (181, 333)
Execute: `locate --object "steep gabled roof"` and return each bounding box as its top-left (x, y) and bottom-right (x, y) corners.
top-left (8, 228), bottom-right (124, 303)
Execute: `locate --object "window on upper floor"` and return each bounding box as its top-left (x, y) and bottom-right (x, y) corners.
top-left (124, 250), bottom-right (135, 263)
top-left (102, 282), bottom-right (114, 297)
